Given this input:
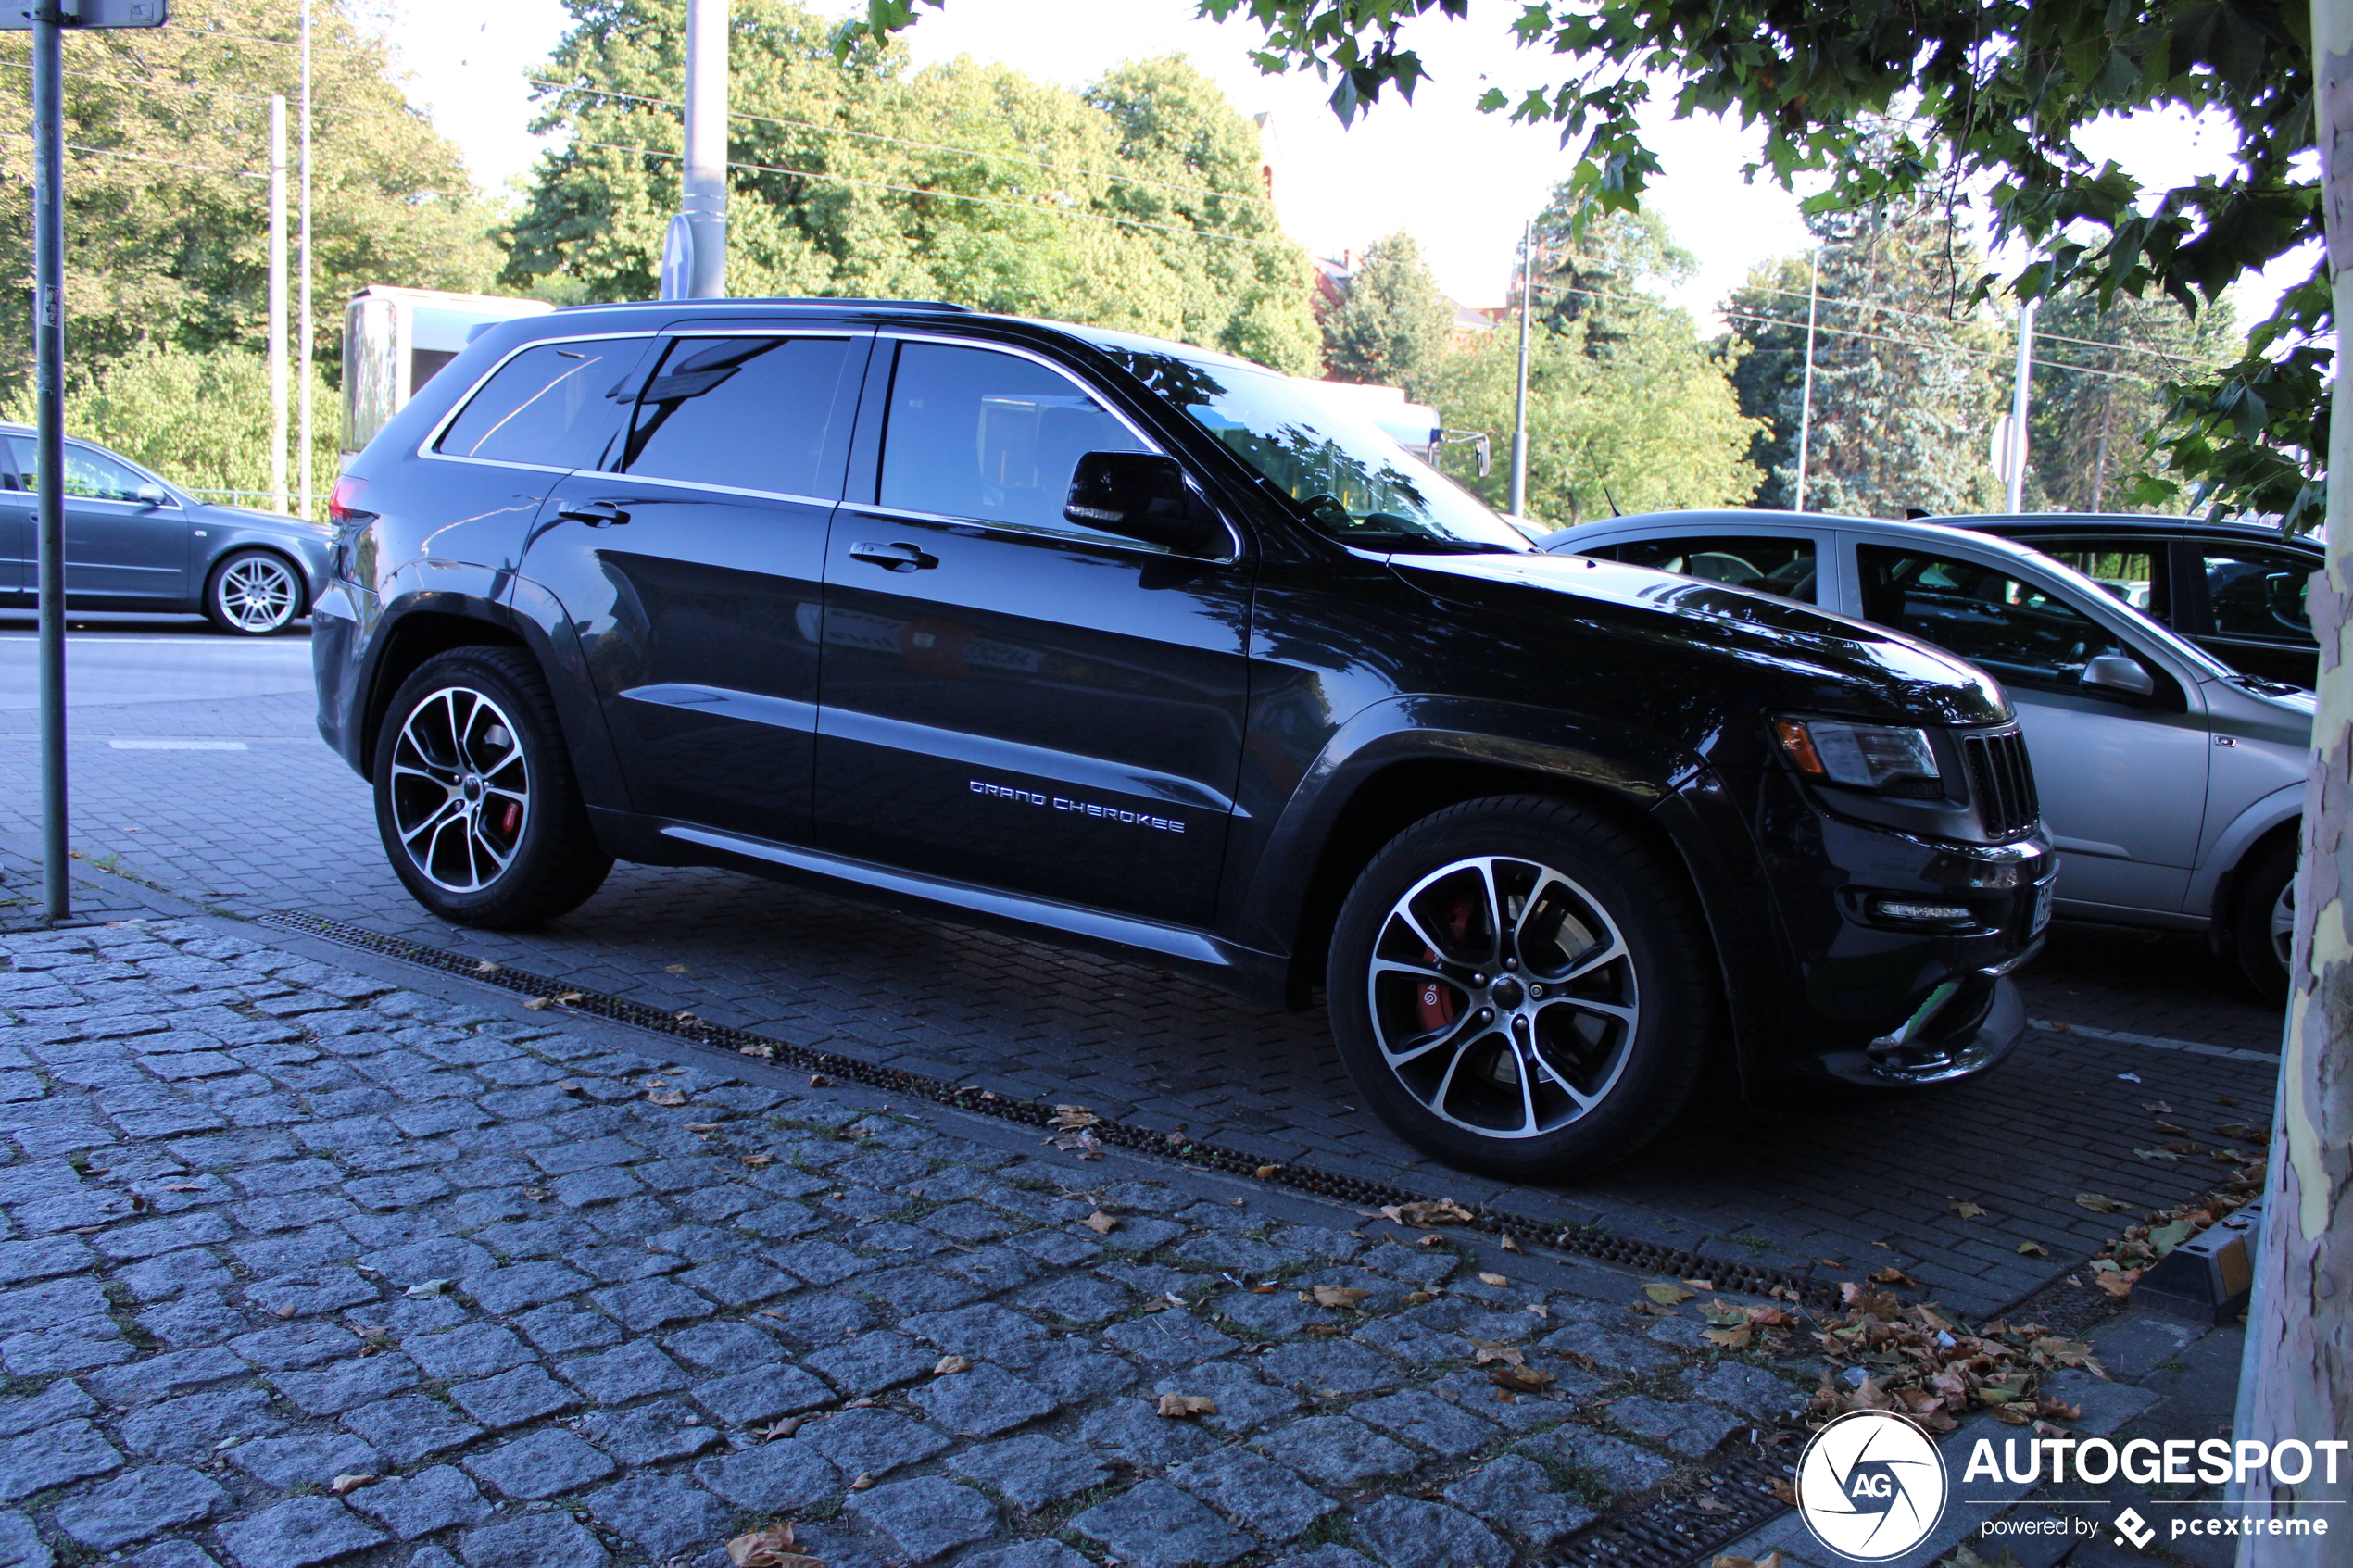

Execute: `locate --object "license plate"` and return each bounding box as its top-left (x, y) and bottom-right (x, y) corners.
top-left (2031, 879), bottom-right (2056, 936)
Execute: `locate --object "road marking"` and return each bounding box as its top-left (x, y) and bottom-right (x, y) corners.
top-left (107, 739), bottom-right (250, 751)
top-left (2029, 1017), bottom-right (2277, 1064)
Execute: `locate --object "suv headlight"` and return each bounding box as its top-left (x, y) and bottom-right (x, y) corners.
top-left (1774, 718), bottom-right (1943, 797)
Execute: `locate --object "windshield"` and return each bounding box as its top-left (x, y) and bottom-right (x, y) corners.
top-left (1103, 346), bottom-right (1529, 554)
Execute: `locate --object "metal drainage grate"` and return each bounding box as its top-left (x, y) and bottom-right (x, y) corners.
top-left (260, 909), bottom-right (1840, 1309)
top-left (1552, 1451), bottom-right (1795, 1568)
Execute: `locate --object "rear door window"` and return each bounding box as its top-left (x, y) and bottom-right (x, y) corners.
top-left (1856, 543), bottom-right (2161, 700)
top-left (2200, 549), bottom-right (2315, 646)
top-left (434, 340), bottom-right (639, 470)
top-left (2031, 542), bottom-right (2166, 621)
top-left (878, 341), bottom-right (1149, 538)
top-left (620, 335), bottom-right (860, 498)
top-left (1611, 534), bottom-right (1818, 603)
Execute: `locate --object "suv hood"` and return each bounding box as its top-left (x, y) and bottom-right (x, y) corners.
top-left (1393, 549), bottom-right (2010, 727)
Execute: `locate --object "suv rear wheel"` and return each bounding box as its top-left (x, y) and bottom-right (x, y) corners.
top-left (373, 647), bottom-right (611, 927)
top-left (2230, 835), bottom-right (2297, 1004)
top-left (1327, 795), bottom-right (1714, 1179)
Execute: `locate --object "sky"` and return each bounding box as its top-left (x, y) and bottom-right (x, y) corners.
top-left (369, 0), bottom-right (2312, 339)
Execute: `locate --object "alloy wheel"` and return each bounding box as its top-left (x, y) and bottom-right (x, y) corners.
top-left (1365, 854), bottom-right (1639, 1140)
top-left (2271, 879), bottom-right (2295, 971)
top-left (387, 685), bottom-right (530, 893)
top-left (215, 555), bottom-right (297, 632)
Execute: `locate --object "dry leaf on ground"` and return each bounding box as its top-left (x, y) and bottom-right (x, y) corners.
top-left (1950, 1201), bottom-right (1986, 1220)
top-left (1048, 1105), bottom-right (1101, 1130)
top-left (1307, 1286), bottom-right (1371, 1309)
top-left (934, 1355), bottom-right (971, 1375)
top-left (1642, 1281), bottom-right (1695, 1306)
top-left (1470, 1338), bottom-right (1528, 1368)
top-left (1710, 1553), bottom-right (1784, 1568)
top-left (807, 1073), bottom-right (832, 1087)
top-left (648, 1090), bottom-right (688, 1107)
top-left (1156, 1394), bottom-right (1217, 1418)
top-left (1490, 1365), bottom-right (1554, 1394)
top-left (2017, 1241), bottom-right (2049, 1256)
top-left (328, 1474), bottom-right (373, 1495)
top-left (2075, 1193), bottom-right (2125, 1212)
top-left (522, 997), bottom-right (551, 1011)
top-left (665, 963), bottom-right (690, 974)
top-left (1378, 1198), bottom-right (1474, 1228)
top-left (1253, 1164), bottom-right (1281, 1179)
top-left (756, 1417), bottom-right (801, 1441)
top-left (1478, 1273), bottom-right (1508, 1286)
top-left (1084, 1211), bottom-right (1119, 1235)
top-left (726, 1523), bottom-right (823, 1568)
top-left (1048, 1129), bottom-right (1104, 1158)
top-left (1499, 1233), bottom-right (1522, 1252)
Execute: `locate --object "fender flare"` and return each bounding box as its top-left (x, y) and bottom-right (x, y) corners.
top-left (2191, 781), bottom-right (2304, 931)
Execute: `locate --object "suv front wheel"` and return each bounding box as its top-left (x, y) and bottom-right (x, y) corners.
top-left (373, 647), bottom-right (612, 927)
top-left (1327, 796), bottom-right (1714, 1179)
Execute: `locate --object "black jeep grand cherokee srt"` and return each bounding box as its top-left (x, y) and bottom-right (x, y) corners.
top-left (314, 298), bottom-right (2053, 1177)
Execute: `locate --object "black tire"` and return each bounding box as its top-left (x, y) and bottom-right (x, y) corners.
top-left (1327, 795), bottom-right (1717, 1180)
top-left (372, 647), bottom-right (611, 928)
top-left (2230, 836), bottom-right (2297, 1004)
top-left (203, 547), bottom-right (305, 635)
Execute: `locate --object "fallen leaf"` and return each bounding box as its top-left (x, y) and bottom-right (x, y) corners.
top-left (1470, 1338), bottom-right (1528, 1368)
top-left (1703, 1325), bottom-right (1755, 1350)
top-left (2075, 1193), bottom-right (2126, 1213)
top-left (1378, 1198), bottom-right (1475, 1228)
top-left (1303, 1322), bottom-right (1345, 1336)
top-left (521, 1185), bottom-right (549, 1201)
top-left (1047, 1129), bottom-right (1103, 1159)
top-left (2140, 1100), bottom-right (2174, 1114)
top-left (1769, 1477), bottom-right (1800, 1506)
top-left (1694, 1494), bottom-right (1732, 1512)
top-left (2135, 1148), bottom-right (2183, 1162)
top-left (736, 1044), bottom-right (776, 1060)
top-left (674, 1012), bottom-right (699, 1025)
top-left (756, 1417), bottom-right (801, 1441)
top-left (2017, 1241), bottom-right (2050, 1257)
top-left (1871, 1266), bottom-right (1919, 1288)
top-left (1710, 1553), bottom-right (1784, 1568)
top-left (2095, 1269), bottom-right (2143, 1298)
top-left (740, 1153), bottom-right (775, 1168)
top-left (849, 1471), bottom-right (875, 1490)
top-left (2118, 1072), bottom-right (2142, 1084)
top-left (1253, 1164), bottom-right (1281, 1180)
top-left (1490, 1365), bottom-right (1555, 1394)
top-left (1048, 1105), bottom-right (1101, 1130)
top-left (2219, 1095), bottom-right (2239, 1108)
top-left (1085, 1211), bottom-right (1119, 1235)
top-left (272, 1304), bottom-right (298, 1318)
top-left (163, 1182), bottom-right (204, 1192)
top-left (328, 1474), bottom-right (374, 1496)
top-left (1478, 1273), bottom-right (1508, 1287)
top-left (556, 991), bottom-right (584, 1005)
top-left (472, 960), bottom-right (498, 974)
top-left (808, 1073), bottom-right (833, 1087)
top-left (556, 1081), bottom-right (586, 1097)
top-left (1499, 1233), bottom-right (1522, 1253)
top-left (2216, 1122), bottom-right (2269, 1141)
top-left (648, 1090), bottom-right (688, 1107)
top-left (1949, 1201), bottom-right (1986, 1220)
top-left (665, 963), bottom-right (691, 975)
top-left (727, 1523), bottom-right (824, 1568)
top-left (1308, 1286), bottom-right (1371, 1310)
top-left (522, 997), bottom-right (551, 1011)
top-left (2153, 1119), bottom-right (2190, 1135)
top-left (1401, 1290), bottom-right (1435, 1306)
top-left (1627, 1301), bottom-right (1673, 1316)
top-left (1156, 1393), bottom-right (1217, 1419)
top-left (934, 1355), bottom-right (970, 1375)
top-left (1684, 1278), bottom-right (1715, 1291)
top-left (403, 1278), bottom-right (450, 1298)
top-left (1642, 1282), bottom-right (1695, 1306)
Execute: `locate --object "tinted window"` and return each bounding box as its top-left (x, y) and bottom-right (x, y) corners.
top-left (2202, 550), bottom-right (2315, 645)
top-left (6, 439), bottom-right (151, 501)
top-left (1614, 535), bottom-right (1817, 603)
top-left (879, 342), bottom-right (1147, 535)
top-left (2034, 543), bottom-right (2165, 621)
top-left (1858, 544), bottom-right (2138, 696)
top-left (622, 335), bottom-right (856, 497)
top-left (435, 341), bottom-right (634, 469)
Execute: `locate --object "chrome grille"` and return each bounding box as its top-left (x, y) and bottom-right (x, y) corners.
top-left (1961, 728), bottom-right (2039, 838)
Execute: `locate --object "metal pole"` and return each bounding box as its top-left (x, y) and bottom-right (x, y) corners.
top-left (681, 0), bottom-right (728, 298)
top-left (1508, 217), bottom-right (1530, 518)
top-left (296, 1), bottom-right (313, 518)
top-left (1793, 247), bottom-right (1819, 513)
top-left (268, 94), bottom-right (288, 515)
top-left (32, 6), bottom-right (66, 922)
top-left (2007, 297), bottom-right (2037, 513)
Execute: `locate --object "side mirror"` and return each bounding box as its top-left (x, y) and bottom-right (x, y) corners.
top-left (2082, 651), bottom-right (2155, 697)
top-left (1064, 451), bottom-right (1225, 557)
top-left (134, 483), bottom-right (168, 508)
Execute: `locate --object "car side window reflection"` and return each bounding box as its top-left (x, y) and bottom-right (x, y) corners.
top-left (435, 341), bottom-right (632, 470)
top-left (623, 335), bottom-right (855, 497)
top-left (878, 342), bottom-right (1148, 538)
top-left (6, 439), bottom-right (150, 501)
top-left (1614, 535), bottom-right (1818, 603)
top-left (2203, 551), bottom-right (2315, 646)
top-left (1856, 544), bottom-right (2145, 699)
top-left (2037, 545), bottom-right (2163, 621)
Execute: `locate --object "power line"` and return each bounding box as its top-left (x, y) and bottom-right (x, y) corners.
top-left (0, 129), bottom-right (263, 180)
top-left (1718, 305), bottom-right (2164, 385)
top-left (0, 56), bottom-right (436, 130)
top-left (1724, 273), bottom-right (2211, 366)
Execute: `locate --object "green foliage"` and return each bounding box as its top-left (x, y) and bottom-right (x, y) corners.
top-left (1319, 231), bottom-right (1453, 398)
top-left (510, 2), bottom-right (1320, 372)
top-left (2, 341), bottom-right (339, 509)
top-left (1427, 303), bottom-right (1759, 529)
top-left (846, 0), bottom-right (2315, 525)
top-left (1530, 206), bottom-right (1696, 364)
top-left (0, 0), bottom-right (497, 393)
top-left (1719, 199), bottom-right (2007, 518)
top-left (2029, 287), bottom-right (2240, 513)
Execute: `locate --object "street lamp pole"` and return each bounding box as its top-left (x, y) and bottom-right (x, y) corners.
top-left (1793, 247), bottom-right (1819, 513)
top-left (1508, 217), bottom-right (1531, 519)
top-left (269, 94), bottom-right (288, 515)
top-left (2006, 297), bottom-right (2038, 512)
top-left (31, 6), bottom-right (66, 921)
top-left (296, 0), bottom-right (313, 517)
top-left (678, 0), bottom-right (728, 298)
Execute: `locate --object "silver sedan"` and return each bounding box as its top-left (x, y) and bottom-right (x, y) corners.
top-left (1543, 509), bottom-right (2310, 999)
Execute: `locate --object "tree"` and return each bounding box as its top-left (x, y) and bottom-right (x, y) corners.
top-left (1718, 200), bottom-right (2008, 518)
top-left (2027, 289), bottom-right (2240, 513)
top-left (1529, 207), bottom-right (1695, 363)
top-left (510, 3), bottom-right (1321, 371)
top-left (0, 0), bottom-right (496, 394)
top-left (1319, 231), bottom-right (1452, 397)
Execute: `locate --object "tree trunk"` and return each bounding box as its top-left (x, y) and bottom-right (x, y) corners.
top-left (2231, 5), bottom-right (2353, 1558)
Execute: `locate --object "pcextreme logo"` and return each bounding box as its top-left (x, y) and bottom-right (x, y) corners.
top-left (1797, 1409), bottom-right (1951, 1561)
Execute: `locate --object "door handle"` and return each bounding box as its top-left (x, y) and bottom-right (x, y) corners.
top-left (849, 541), bottom-right (937, 572)
top-left (558, 500), bottom-right (631, 527)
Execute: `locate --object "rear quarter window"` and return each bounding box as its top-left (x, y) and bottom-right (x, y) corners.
top-left (434, 341), bottom-right (640, 470)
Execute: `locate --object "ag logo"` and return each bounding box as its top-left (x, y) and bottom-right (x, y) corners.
top-left (1795, 1409), bottom-right (1950, 1561)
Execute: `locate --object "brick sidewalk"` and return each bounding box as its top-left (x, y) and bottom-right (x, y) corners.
top-left (4, 917), bottom-right (1862, 1568)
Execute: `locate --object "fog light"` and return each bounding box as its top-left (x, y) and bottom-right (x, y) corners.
top-left (1875, 899), bottom-right (1974, 924)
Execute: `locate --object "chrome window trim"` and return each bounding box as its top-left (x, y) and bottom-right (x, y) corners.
top-left (873, 331), bottom-right (1241, 559)
top-left (416, 331), bottom-right (661, 467)
top-left (837, 499), bottom-right (1207, 558)
top-left (565, 470), bottom-right (840, 511)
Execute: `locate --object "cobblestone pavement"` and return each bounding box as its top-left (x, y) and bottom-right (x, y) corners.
top-left (0, 917), bottom-right (1844, 1568)
top-left (0, 656), bottom-right (2286, 1323)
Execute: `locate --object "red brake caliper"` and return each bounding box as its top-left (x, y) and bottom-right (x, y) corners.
top-left (499, 801), bottom-right (522, 836)
top-left (1413, 896), bottom-right (1476, 1032)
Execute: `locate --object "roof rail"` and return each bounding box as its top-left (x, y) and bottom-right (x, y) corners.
top-left (558, 296), bottom-right (975, 313)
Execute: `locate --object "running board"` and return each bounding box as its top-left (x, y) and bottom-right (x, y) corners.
top-left (658, 822), bottom-right (1231, 967)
